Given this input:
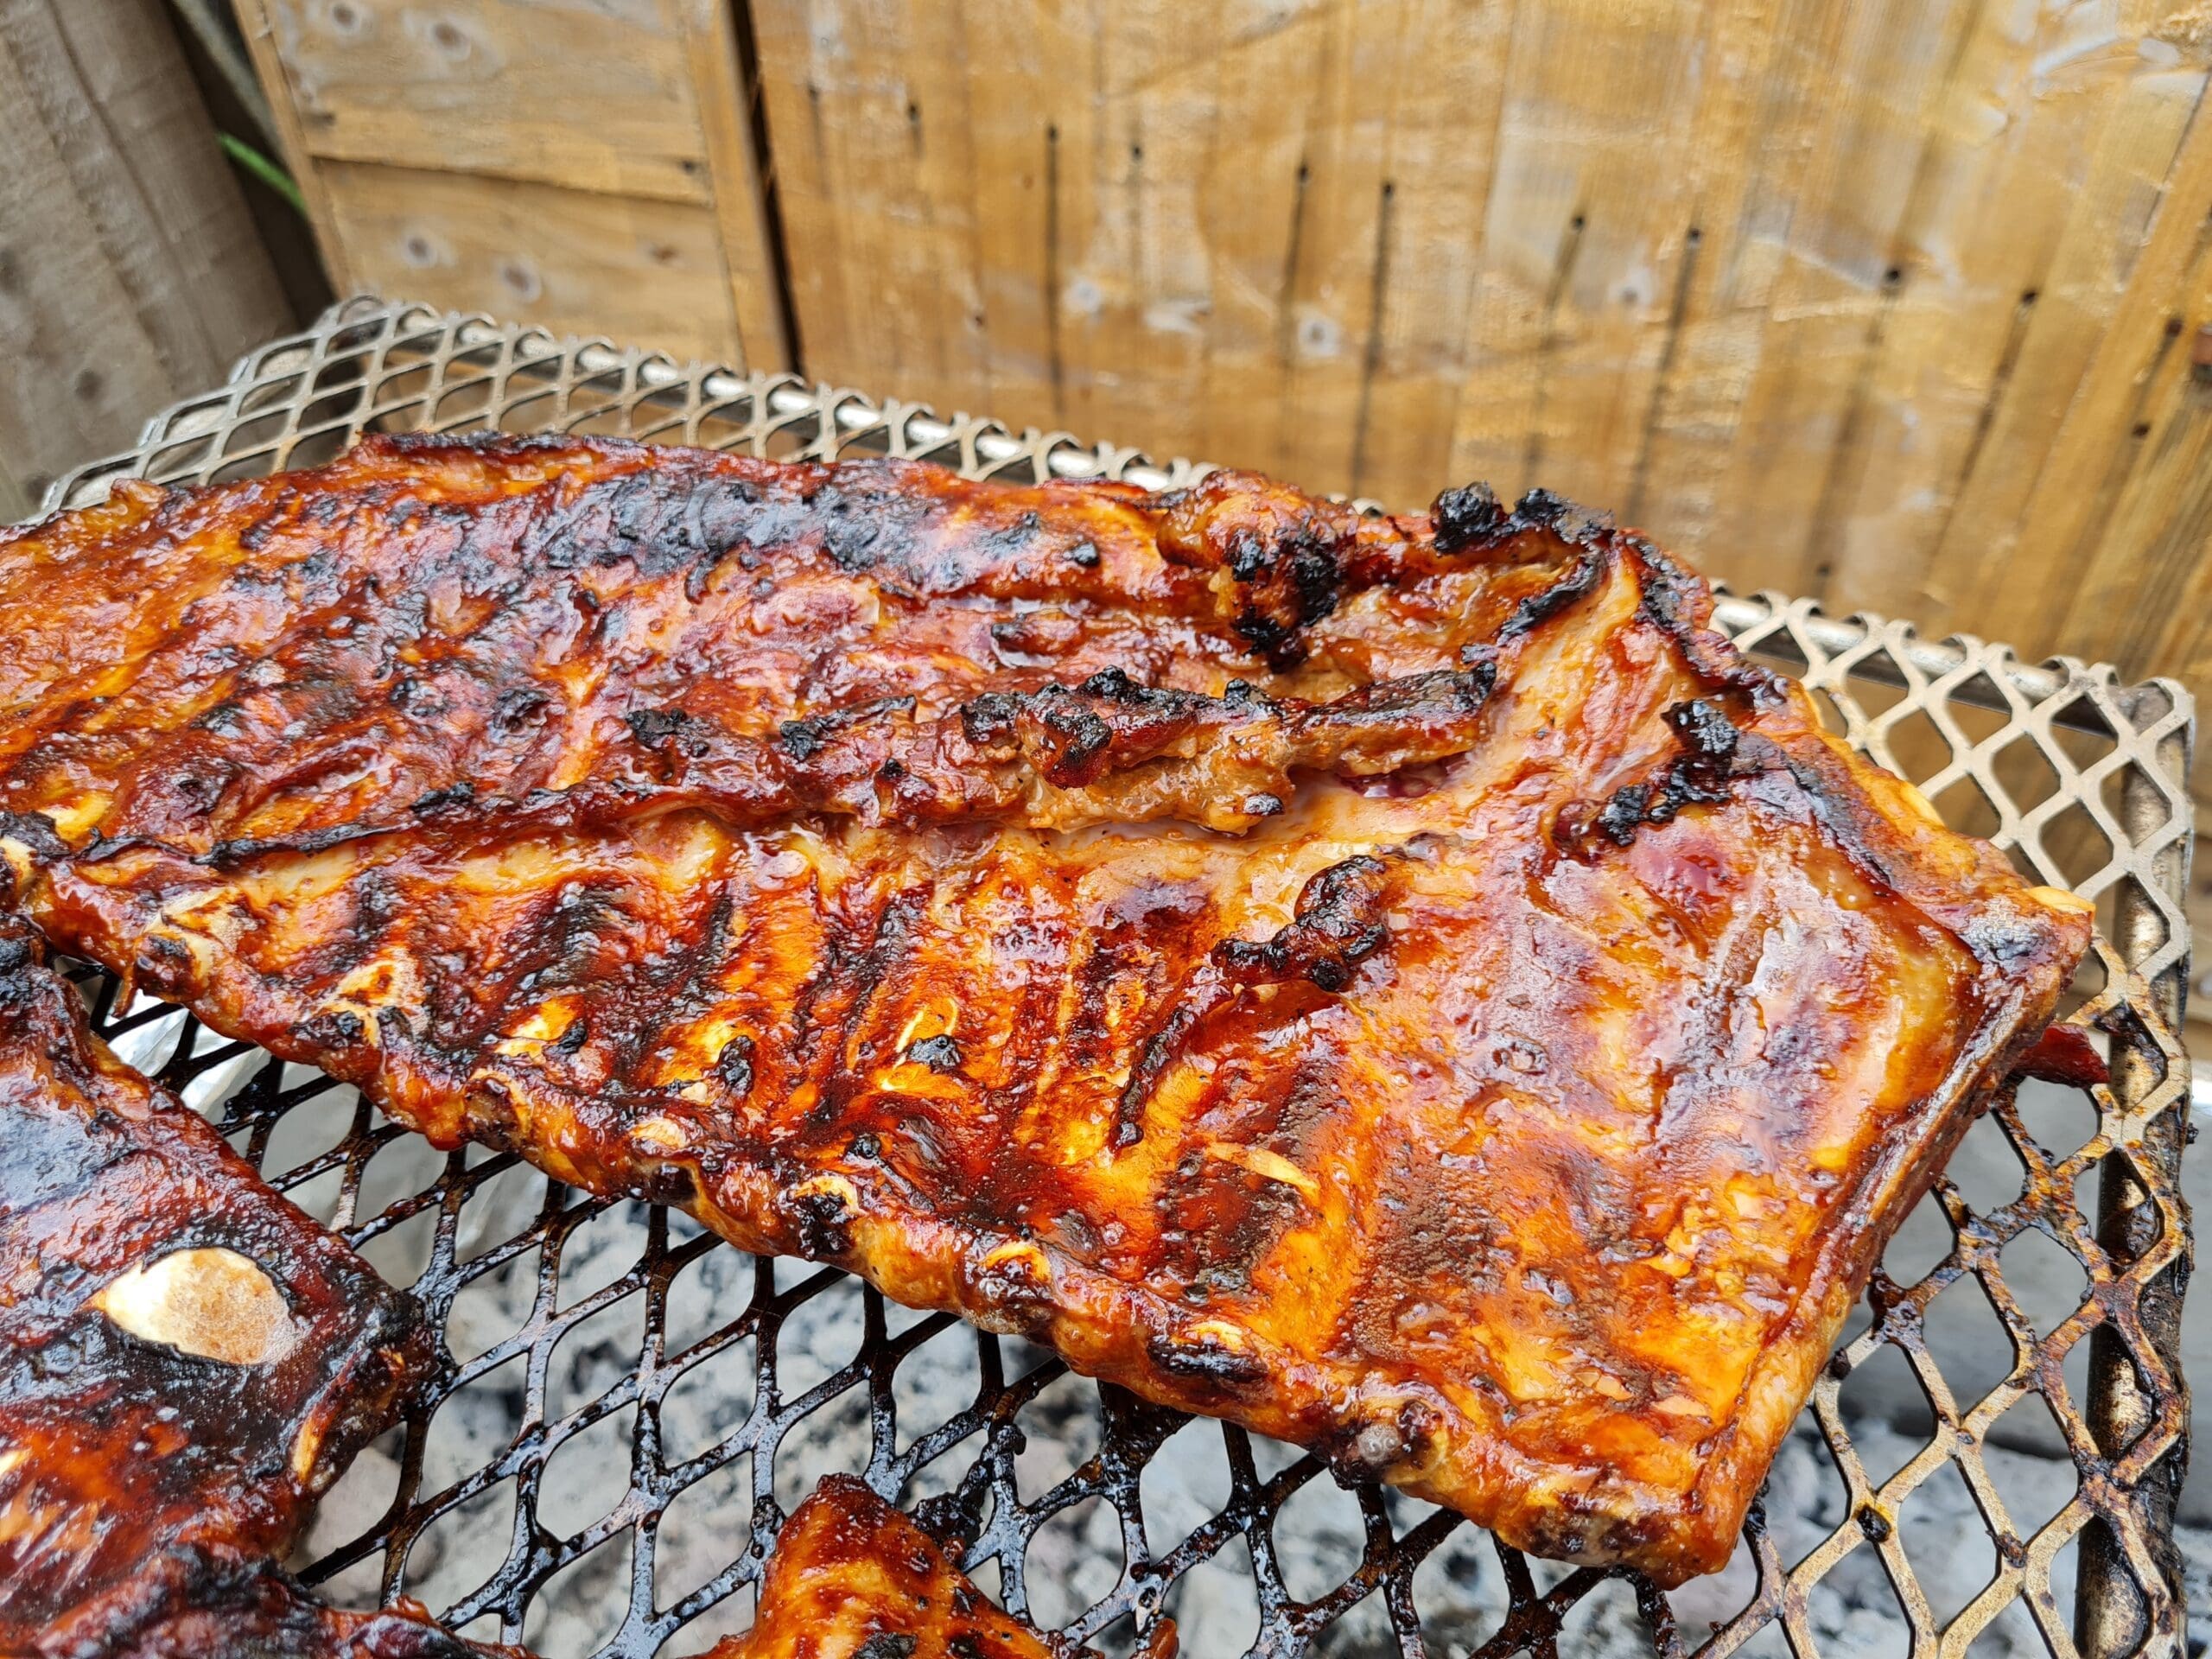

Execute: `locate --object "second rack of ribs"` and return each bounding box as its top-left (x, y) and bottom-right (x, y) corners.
top-left (0, 435), bottom-right (2089, 1586)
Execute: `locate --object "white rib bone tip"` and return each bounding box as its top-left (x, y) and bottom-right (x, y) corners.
top-left (92, 1247), bottom-right (298, 1367)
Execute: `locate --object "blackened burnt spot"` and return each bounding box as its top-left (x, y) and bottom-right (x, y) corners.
top-left (1499, 549), bottom-right (1607, 643)
top-left (855, 1637), bottom-right (918, 1659)
top-left (492, 687), bottom-right (552, 738)
top-left (0, 812), bottom-right (71, 861)
top-left (1590, 785), bottom-right (1649, 847)
top-left (811, 480), bottom-right (938, 577)
top-left (1065, 539), bottom-right (1101, 568)
top-left (168, 771), bottom-right (229, 814)
top-left (1214, 854), bottom-right (1397, 993)
top-left (716, 1033), bottom-right (756, 1095)
top-left (904, 1033), bottom-right (963, 1074)
top-left (791, 1184), bottom-right (855, 1258)
top-left (958, 691), bottom-right (1019, 747)
top-left (1667, 697), bottom-right (1739, 767)
top-left (1961, 913), bottom-right (2051, 972)
top-left (1222, 518), bottom-right (1344, 669)
top-left (1633, 537), bottom-right (1689, 631)
top-left (1515, 487), bottom-right (1572, 524)
top-left (1225, 525), bottom-right (1268, 582)
top-left (410, 781), bottom-right (474, 816)
top-left (1429, 481), bottom-right (1616, 565)
top-left (1554, 699), bottom-right (1781, 856)
top-left (1627, 536), bottom-right (1788, 704)
top-left (1033, 704), bottom-right (1113, 778)
top-left (238, 508), bottom-right (288, 551)
top-left (296, 1009), bottom-right (365, 1050)
top-left (1077, 665), bottom-right (1141, 700)
top-left (983, 510), bottom-right (1046, 560)
top-left (550, 1015), bottom-right (590, 1057)
top-left (779, 694), bottom-right (916, 760)
top-left (1431, 481), bottom-right (1506, 552)
top-left (568, 473), bottom-right (773, 580)
top-left (1145, 1330), bottom-right (1268, 1388)
top-left (1519, 488), bottom-right (1616, 543)
top-left (626, 707), bottom-right (690, 746)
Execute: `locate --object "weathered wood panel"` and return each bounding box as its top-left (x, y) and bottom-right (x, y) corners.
top-left (315, 161), bottom-right (739, 362)
top-left (247, 0), bottom-right (711, 203)
top-left (749, 0), bottom-right (2212, 693)
top-left (237, 0), bottom-right (789, 370)
top-left (0, 0), bottom-right (289, 518)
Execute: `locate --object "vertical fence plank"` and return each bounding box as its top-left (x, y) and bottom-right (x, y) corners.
top-left (237, 0), bottom-right (787, 368)
top-left (0, 0), bottom-right (289, 515)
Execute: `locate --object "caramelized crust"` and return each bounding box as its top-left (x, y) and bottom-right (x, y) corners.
top-left (708, 1477), bottom-right (1162, 1658)
top-left (0, 917), bottom-right (453, 1654)
top-left (0, 437), bottom-right (2092, 1583)
top-left (59, 1567), bottom-right (515, 1659)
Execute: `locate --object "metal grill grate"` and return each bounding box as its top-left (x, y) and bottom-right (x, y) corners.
top-left (38, 298), bottom-right (2194, 1659)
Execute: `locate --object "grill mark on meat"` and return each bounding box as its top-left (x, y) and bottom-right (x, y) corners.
top-left (193, 657), bottom-right (1503, 868)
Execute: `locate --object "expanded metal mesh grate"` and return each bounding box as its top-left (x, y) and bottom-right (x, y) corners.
top-left (38, 298), bottom-right (2194, 1659)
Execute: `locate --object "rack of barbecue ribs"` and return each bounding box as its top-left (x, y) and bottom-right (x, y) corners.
top-left (0, 915), bottom-right (506, 1656)
top-left (709, 1477), bottom-right (1174, 1659)
top-left (0, 434), bottom-right (2093, 1585)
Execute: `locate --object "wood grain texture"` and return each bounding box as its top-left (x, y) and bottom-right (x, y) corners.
top-left (0, 0), bottom-right (288, 518)
top-left (248, 0), bottom-right (710, 202)
top-left (316, 161), bottom-right (739, 362)
top-left (747, 0), bottom-right (2212, 697)
top-left (237, 0), bottom-right (791, 370)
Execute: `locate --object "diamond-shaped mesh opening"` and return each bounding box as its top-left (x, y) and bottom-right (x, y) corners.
top-left (1840, 1343), bottom-right (1939, 1484)
top-left (1983, 1395), bottom-right (2081, 1524)
top-left (2039, 801), bottom-right (2118, 892)
top-left (1875, 705), bottom-right (1957, 786)
top-left (1992, 736), bottom-right (2065, 817)
top-left (1921, 1274), bottom-right (2019, 1421)
top-left (32, 301), bottom-right (2193, 1657)
top-left (523, 1534), bottom-right (634, 1659)
top-left (1901, 1459), bottom-right (2000, 1629)
top-left (1999, 1230), bottom-right (2094, 1341)
top-left (1933, 774), bottom-right (2008, 842)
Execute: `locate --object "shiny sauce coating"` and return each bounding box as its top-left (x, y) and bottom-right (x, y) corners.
top-left (0, 437), bottom-right (2091, 1582)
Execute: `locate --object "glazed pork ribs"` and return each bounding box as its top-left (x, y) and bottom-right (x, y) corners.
top-left (0, 434), bottom-right (2090, 1584)
top-left (0, 916), bottom-right (487, 1656)
top-left (709, 1477), bottom-right (1173, 1659)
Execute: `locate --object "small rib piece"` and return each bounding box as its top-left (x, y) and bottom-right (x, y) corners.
top-left (0, 917), bottom-right (468, 1656)
top-left (709, 1477), bottom-right (1171, 1659)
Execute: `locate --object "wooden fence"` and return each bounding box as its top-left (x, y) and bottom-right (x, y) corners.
top-left (240, 0), bottom-right (2212, 718)
top-left (0, 0), bottom-right (289, 518)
